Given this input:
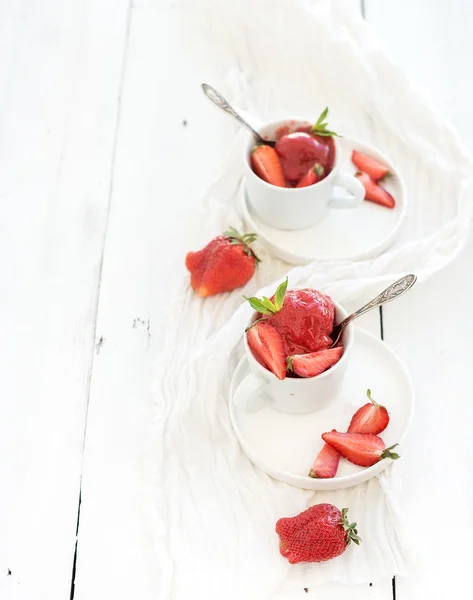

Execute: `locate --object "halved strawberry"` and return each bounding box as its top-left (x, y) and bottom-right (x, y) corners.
top-left (309, 432), bottom-right (340, 479)
top-left (348, 389), bottom-right (390, 434)
top-left (250, 145), bottom-right (286, 187)
top-left (352, 150), bottom-right (390, 181)
top-left (322, 431), bottom-right (400, 467)
top-left (355, 172), bottom-right (395, 208)
top-left (246, 321), bottom-right (286, 380)
top-left (286, 347), bottom-right (343, 378)
top-left (296, 163), bottom-right (325, 188)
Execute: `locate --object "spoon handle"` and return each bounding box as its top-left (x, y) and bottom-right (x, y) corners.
top-left (201, 83), bottom-right (263, 141)
top-left (341, 274), bottom-right (417, 328)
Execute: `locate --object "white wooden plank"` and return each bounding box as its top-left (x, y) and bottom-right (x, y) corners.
top-left (366, 3), bottom-right (473, 598)
top-left (73, 4), bottom-right (240, 598)
top-left (366, 0), bottom-right (473, 150)
top-left (74, 2), bottom-right (390, 599)
top-left (0, 0), bottom-right (130, 598)
top-left (378, 240), bottom-right (473, 600)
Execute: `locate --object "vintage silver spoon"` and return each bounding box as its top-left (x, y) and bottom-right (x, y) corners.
top-left (201, 83), bottom-right (275, 147)
top-left (330, 274), bottom-right (417, 347)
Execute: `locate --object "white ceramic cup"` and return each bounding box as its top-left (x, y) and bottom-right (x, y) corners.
top-left (244, 118), bottom-right (365, 230)
top-left (235, 301), bottom-right (355, 415)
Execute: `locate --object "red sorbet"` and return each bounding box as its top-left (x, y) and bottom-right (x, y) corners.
top-left (264, 288), bottom-right (335, 356)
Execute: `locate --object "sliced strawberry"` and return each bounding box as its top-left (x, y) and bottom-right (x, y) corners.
top-left (352, 150), bottom-right (390, 181)
top-left (287, 347), bottom-right (343, 378)
top-left (322, 431), bottom-right (400, 467)
top-left (355, 172), bottom-right (395, 208)
top-left (246, 321), bottom-right (286, 380)
top-left (348, 389), bottom-right (390, 435)
top-left (309, 433), bottom-right (340, 479)
top-left (250, 145), bottom-right (286, 187)
top-left (296, 163), bottom-right (325, 188)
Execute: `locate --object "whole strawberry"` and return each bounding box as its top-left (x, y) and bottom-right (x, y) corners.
top-left (185, 227), bottom-right (260, 297)
top-left (276, 504), bottom-right (361, 564)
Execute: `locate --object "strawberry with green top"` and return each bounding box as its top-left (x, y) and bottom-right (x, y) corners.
top-left (244, 278), bottom-right (335, 357)
top-left (276, 504), bottom-right (361, 564)
top-left (185, 227), bottom-right (260, 297)
top-left (275, 108), bottom-right (339, 183)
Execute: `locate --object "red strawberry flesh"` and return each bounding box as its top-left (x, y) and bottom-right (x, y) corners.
top-left (246, 321), bottom-right (286, 380)
top-left (296, 163), bottom-right (325, 188)
top-left (250, 145), bottom-right (286, 187)
top-left (309, 436), bottom-right (340, 479)
top-left (287, 347), bottom-right (343, 378)
top-left (355, 171), bottom-right (395, 208)
top-left (322, 431), bottom-right (399, 467)
top-left (348, 390), bottom-right (389, 434)
top-left (352, 150), bottom-right (389, 181)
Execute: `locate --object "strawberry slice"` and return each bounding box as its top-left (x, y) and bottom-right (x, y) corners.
top-left (286, 347), bottom-right (343, 378)
top-left (352, 150), bottom-right (390, 181)
top-left (348, 389), bottom-right (390, 435)
top-left (296, 163), bottom-right (325, 188)
top-left (309, 432), bottom-right (340, 479)
top-left (246, 321), bottom-right (286, 380)
top-left (322, 431), bottom-right (400, 467)
top-left (250, 145), bottom-right (286, 187)
top-left (355, 172), bottom-right (395, 208)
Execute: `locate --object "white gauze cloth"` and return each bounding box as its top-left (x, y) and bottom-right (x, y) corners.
top-left (152, 1), bottom-right (473, 598)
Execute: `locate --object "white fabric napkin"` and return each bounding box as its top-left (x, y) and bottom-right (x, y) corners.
top-left (151, 1), bottom-right (473, 598)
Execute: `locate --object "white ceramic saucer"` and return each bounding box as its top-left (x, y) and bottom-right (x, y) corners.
top-left (238, 137), bottom-right (407, 265)
top-left (229, 328), bottom-right (414, 491)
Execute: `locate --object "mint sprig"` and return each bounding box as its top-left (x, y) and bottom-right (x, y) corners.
top-left (244, 277), bottom-right (288, 315)
top-left (311, 107), bottom-right (340, 138)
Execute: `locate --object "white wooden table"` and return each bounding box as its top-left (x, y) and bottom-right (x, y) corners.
top-left (2, 1), bottom-right (472, 599)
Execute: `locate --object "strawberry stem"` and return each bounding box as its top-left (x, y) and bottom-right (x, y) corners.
top-left (381, 443), bottom-right (400, 461)
top-left (223, 226), bottom-right (261, 263)
top-left (340, 507), bottom-right (362, 546)
top-left (308, 469), bottom-right (317, 478)
top-left (286, 356), bottom-right (294, 371)
top-left (366, 388), bottom-right (379, 407)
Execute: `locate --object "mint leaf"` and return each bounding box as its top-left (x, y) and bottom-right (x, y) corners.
top-left (315, 106), bottom-right (328, 128)
top-left (311, 106), bottom-right (340, 138)
top-left (274, 277), bottom-right (288, 311)
top-left (244, 296), bottom-right (275, 315)
top-left (244, 278), bottom-right (288, 315)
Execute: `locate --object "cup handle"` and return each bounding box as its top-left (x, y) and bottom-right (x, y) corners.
top-left (329, 173), bottom-right (365, 209)
top-left (233, 372), bottom-right (270, 413)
